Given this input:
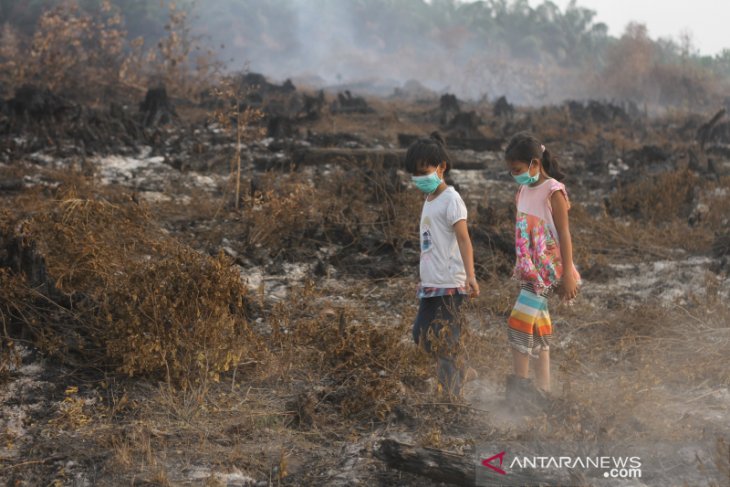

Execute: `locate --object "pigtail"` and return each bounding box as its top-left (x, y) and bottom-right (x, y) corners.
top-left (542, 148), bottom-right (565, 182)
top-left (505, 131), bottom-right (567, 181)
top-left (430, 130), bottom-right (455, 186)
top-left (430, 131), bottom-right (446, 146)
top-left (405, 131), bottom-right (452, 174)
top-left (431, 131), bottom-right (451, 174)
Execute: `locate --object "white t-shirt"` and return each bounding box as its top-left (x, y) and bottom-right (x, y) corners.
top-left (418, 186), bottom-right (468, 288)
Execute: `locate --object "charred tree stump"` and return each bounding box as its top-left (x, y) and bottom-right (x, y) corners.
top-left (267, 115), bottom-right (297, 138)
top-left (7, 84), bottom-right (75, 124)
top-left (139, 86), bottom-right (177, 127)
top-left (691, 108), bottom-right (726, 174)
top-left (438, 93), bottom-right (461, 125)
top-left (445, 111), bottom-right (484, 139)
top-left (299, 90), bottom-right (325, 120)
top-left (2, 235), bottom-right (71, 311)
top-left (493, 96), bottom-right (515, 119)
top-left (696, 108), bottom-right (726, 151)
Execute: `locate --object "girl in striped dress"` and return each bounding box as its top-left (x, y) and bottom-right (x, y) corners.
top-left (503, 132), bottom-right (580, 401)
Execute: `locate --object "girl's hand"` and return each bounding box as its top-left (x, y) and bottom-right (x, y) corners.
top-left (466, 276), bottom-right (480, 298)
top-left (559, 272), bottom-right (578, 301)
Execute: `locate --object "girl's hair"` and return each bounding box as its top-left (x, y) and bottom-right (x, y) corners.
top-left (504, 131), bottom-right (565, 181)
top-left (404, 131), bottom-right (452, 174)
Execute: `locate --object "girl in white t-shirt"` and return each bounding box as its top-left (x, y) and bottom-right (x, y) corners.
top-left (406, 132), bottom-right (480, 397)
top-left (503, 131), bottom-right (581, 407)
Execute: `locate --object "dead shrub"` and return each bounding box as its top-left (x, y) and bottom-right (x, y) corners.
top-left (640, 302), bottom-right (730, 387)
top-left (240, 172), bottom-right (318, 255)
top-left (211, 76), bottom-right (265, 209)
top-left (236, 165), bottom-right (421, 264)
top-left (0, 188), bottom-right (258, 387)
top-left (0, 0), bottom-right (222, 102)
top-left (571, 203), bottom-right (713, 262)
top-left (594, 168), bottom-right (718, 254)
top-left (470, 202), bottom-right (514, 278)
top-left (18, 1), bottom-right (126, 100)
top-left (316, 164), bottom-right (421, 251)
top-left (606, 168), bottom-right (699, 223)
top-left (149, 1), bottom-right (223, 99)
top-left (652, 63), bottom-right (717, 110)
top-left (0, 270), bottom-right (23, 382)
top-left (267, 283), bottom-right (430, 422)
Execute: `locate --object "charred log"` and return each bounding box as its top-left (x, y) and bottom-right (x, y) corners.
top-left (331, 91), bottom-right (374, 114)
top-left (292, 148), bottom-right (403, 169)
top-left (565, 99), bottom-right (633, 124)
top-left (307, 131), bottom-right (365, 148)
top-left (267, 115), bottom-right (298, 138)
top-left (398, 133), bottom-right (502, 152)
top-left (374, 438), bottom-right (475, 486)
top-left (625, 145), bottom-right (670, 167)
top-left (235, 72), bottom-right (296, 96)
top-left (375, 438), bottom-right (573, 487)
top-left (291, 148), bottom-right (485, 170)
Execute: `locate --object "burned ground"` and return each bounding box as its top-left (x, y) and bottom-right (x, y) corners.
top-left (0, 76), bottom-right (729, 486)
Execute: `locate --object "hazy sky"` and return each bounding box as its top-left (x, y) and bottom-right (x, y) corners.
top-left (529, 0), bottom-right (729, 56)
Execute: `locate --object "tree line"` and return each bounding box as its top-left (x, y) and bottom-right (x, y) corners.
top-left (1, 0), bottom-right (728, 106)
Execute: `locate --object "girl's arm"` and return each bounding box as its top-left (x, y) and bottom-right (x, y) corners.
top-left (551, 190), bottom-right (578, 300)
top-left (454, 219), bottom-right (480, 297)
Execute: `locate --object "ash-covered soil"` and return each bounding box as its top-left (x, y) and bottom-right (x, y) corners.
top-left (1, 80), bottom-right (729, 486)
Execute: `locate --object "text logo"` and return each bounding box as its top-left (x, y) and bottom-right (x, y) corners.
top-left (481, 451), bottom-right (507, 475)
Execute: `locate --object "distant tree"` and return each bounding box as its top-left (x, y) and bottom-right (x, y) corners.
top-left (0, 0), bottom-right (727, 107)
top-left (0, 0), bottom-right (60, 34)
top-left (600, 22), bottom-right (655, 102)
top-left (712, 49), bottom-right (730, 78)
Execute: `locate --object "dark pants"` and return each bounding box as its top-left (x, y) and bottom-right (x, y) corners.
top-left (412, 294), bottom-right (465, 394)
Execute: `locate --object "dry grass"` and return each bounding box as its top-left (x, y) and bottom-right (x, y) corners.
top-left (2, 95), bottom-right (729, 485)
top-left (13, 275), bottom-right (469, 483)
top-left (0, 181), bottom-right (260, 387)
top-left (0, 170), bottom-right (465, 482)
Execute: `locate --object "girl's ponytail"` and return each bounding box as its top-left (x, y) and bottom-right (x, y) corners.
top-left (542, 148), bottom-right (565, 182)
top-left (405, 130), bottom-right (452, 174)
top-left (430, 131), bottom-right (446, 146)
top-left (505, 131), bottom-right (567, 182)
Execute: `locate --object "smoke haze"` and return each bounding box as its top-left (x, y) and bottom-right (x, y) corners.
top-left (191, 0), bottom-right (608, 104)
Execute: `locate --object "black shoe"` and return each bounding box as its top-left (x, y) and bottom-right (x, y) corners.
top-left (505, 374), bottom-right (550, 412)
top-left (505, 373), bottom-right (522, 403)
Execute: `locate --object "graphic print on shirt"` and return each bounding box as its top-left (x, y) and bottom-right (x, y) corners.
top-left (420, 216), bottom-right (433, 255)
top-left (513, 211), bottom-right (562, 294)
